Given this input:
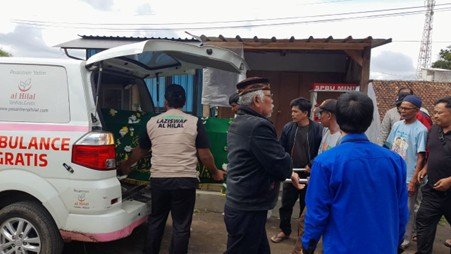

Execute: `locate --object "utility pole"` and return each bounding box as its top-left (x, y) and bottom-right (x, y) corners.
top-left (416, 0), bottom-right (436, 80)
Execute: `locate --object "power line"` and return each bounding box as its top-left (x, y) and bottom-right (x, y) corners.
top-left (11, 5), bottom-right (451, 31)
top-left (13, 3), bottom-right (451, 27)
top-left (394, 40), bottom-right (451, 43)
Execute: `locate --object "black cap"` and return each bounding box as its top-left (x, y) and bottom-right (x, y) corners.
top-left (319, 99), bottom-right (337, 113)
top-left (236, 77), bottom-right (270, 96)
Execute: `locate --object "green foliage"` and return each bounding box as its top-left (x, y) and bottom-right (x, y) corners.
top-left (0, 48), bottom-right (12, 57)
top-left (432, 45), bottom-right (451, 70)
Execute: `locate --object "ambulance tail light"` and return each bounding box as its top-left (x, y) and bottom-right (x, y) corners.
top-left (72, 131), bottom-right (116, 171)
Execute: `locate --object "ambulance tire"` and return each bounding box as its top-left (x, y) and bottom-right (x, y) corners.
top-left (0, 201), bottom-right (64, 254)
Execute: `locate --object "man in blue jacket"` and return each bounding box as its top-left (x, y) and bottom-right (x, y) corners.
top-left (302, 91), bottom-right (409, 254)
top-left (224, 77), bottom-right (292, 254)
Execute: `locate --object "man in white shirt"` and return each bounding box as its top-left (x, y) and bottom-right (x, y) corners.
top-left (292, 98), bottom-right (342, 253)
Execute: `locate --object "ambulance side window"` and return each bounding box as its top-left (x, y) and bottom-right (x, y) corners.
top-left (96, 73), bottom-right (154, 113)
top-left (101, 85), bottom-right (132, 110)
top-left (0, 64), bottom-right (70, 123)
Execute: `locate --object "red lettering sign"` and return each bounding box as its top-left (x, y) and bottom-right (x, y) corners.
top-left (311, 83), bottom-right (358, 92)
top-left (0, 135), bottom-right (71, 167)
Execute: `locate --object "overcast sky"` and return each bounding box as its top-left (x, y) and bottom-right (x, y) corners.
top-left (1, 0), bottom-right (450, 80)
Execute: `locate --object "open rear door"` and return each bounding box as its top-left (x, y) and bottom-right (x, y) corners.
top-left (86, 40), bottom-right (248, 78)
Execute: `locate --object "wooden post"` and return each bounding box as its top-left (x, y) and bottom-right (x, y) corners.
top-left (360, 46), bottom-right (371, 94)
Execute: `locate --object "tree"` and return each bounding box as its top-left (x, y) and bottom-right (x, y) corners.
top-left (432, 45), bottom-right (451, 70)
top-left (0, 48), bottom-right (12, 57)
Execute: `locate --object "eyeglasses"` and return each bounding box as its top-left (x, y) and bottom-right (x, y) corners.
top-left (398, 106), bottom-right (417, 111)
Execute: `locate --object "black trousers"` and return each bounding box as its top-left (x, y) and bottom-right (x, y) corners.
top-left (278, 183), bottom-right (306, 235)
top-left (144, 188), bottom-right (196, 254)
top-left (224, 205), bottom-right (270, 254)
top-left (416, 184), bottom-right (451, 254)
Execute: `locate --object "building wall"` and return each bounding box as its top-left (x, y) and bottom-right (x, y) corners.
top-left (245, 52), bottom-right (347, 72)
top-left (249, 70), bottom-right (345, 135)
top-left (422, 69), bottom-right (451, 82)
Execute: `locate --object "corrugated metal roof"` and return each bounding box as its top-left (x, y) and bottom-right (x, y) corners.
top-left (201, 34), bottom-right (387, 45)
top-left (80, 34), bottom-right (198, 42)
top-left (55, 34), bottom-right (198, 49)
top-left (56, 34), bottom-right (391, 50)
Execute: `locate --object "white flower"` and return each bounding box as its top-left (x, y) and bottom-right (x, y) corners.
top-left (128, 115), bottom-right (140, 124)
top-left (109, 109), bottom-right (118, 116)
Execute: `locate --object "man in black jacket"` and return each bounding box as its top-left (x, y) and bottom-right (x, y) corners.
top-left (224, 77), bottom-right (292, 254)
top-left (271, 97), bottom-right (323, 243)
top-left (416, 96), bottom-right (451, 254)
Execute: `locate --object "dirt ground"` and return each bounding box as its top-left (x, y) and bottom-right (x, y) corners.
top-left (64, 209), bottom-right (450, 254)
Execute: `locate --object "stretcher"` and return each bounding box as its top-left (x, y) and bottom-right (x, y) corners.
top-left (284, 168), bottom-right (309, 184)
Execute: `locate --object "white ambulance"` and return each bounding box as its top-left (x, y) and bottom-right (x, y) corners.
top-left (0, 40), bottom-right (247, 253)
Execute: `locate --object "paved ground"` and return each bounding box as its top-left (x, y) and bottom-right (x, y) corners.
top-left (63, 209), bottom-right (450, 254)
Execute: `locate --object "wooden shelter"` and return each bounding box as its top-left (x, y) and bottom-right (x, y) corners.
top-left (57, 35), bottom-right (391, 133)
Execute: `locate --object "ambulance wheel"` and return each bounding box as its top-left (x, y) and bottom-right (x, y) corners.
top-left (0, 201), bottom-right (63, 254)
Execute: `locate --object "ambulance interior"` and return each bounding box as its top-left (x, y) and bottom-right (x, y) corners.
top-left (93, 71), bottom-right (156, 197)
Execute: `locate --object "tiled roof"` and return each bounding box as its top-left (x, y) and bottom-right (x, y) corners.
top-left (372, 80), bottom-right (451, 119)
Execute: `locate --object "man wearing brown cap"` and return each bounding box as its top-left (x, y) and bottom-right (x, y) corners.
top-left (317, 99), bottom-right (342, 154)
top-left (224, 77), bottom-right (292, 254)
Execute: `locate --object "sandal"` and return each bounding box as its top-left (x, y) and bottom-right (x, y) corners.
top-left (270, 232), bottom-right (289, 243)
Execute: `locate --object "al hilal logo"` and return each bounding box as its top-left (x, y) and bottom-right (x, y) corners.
top-left (18, 78), bottom-right (32, 92)
top-left (10, 78), bottom-right (36, 100)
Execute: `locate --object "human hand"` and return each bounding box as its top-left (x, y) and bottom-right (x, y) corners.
top-left (212, 169), bottom-right (226, 181)
top-left (433, 177), bottom-right (451, 191)
top-left (417, 168), bottom-right (427, 183)
top-left (117, 160), bottom-right (132, 175)
top-left (291, 172), bottom-right (306, 190)
top-left (305, 164), bottom-right (311, 173)
top-left (407, 182), bottom-right (417, 196)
